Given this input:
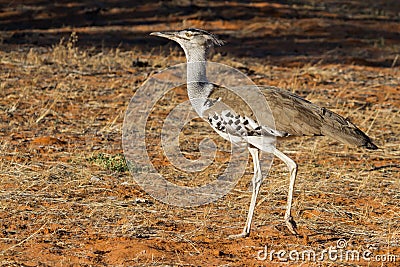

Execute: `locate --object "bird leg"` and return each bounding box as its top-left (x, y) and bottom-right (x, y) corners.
top-left (229, 147), bottom-right (262, 239)
top-left (273, 148), bottom-right (299, 235)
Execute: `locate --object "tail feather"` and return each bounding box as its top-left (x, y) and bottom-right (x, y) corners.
top-left (320, 108), bottom-right (378, 150)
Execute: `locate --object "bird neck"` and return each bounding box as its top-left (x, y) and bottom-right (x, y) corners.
top-left (184, 47), bottom-right (213, 116)
top-left (185, 46), bottom-right (208, 63)
top-left (186, 47), bottom-right (208, 85)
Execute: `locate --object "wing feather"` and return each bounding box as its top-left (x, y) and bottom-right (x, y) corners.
top-left (205, 85), bottom-right (377, 149)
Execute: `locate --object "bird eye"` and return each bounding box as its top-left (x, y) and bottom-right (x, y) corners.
top-left (185, 32), bottom-right (193, 38)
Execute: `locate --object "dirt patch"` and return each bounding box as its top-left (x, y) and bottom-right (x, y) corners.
top-left (1, 1), bottom-right (399, 266)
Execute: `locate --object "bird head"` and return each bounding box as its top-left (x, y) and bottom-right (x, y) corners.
top-left (150, 28), bottom-right (224, 60)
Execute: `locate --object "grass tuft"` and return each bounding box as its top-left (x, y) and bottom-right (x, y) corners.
top-left (87, 153), bottom-right (128, 173)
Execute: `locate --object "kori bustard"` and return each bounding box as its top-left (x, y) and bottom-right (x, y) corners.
top-left (150, 28), bottom-right (377, 238)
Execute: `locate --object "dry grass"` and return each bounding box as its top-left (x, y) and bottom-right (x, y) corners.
top-left (1, 1), bottom-right (400, 265)
top-left (1, 32), bottom-right (399, 266)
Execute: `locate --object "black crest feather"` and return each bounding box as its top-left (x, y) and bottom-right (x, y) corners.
top-left (184, 28), bottom-right (225, 46)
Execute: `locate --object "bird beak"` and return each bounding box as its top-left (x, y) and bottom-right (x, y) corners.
top-left (150, 31), bottom-right (177, 41)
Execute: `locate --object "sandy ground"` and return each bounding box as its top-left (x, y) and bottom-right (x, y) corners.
top-left (1, 1), bottom-right (399, 266)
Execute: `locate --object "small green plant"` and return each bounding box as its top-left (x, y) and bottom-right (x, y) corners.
top-left (88, 153), bottom-right (128, 172)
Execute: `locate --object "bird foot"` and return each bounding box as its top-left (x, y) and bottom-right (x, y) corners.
top-left (228, 231), bottom-right (249, 239)
top-left (284, 215), bottom-right (299, 236)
